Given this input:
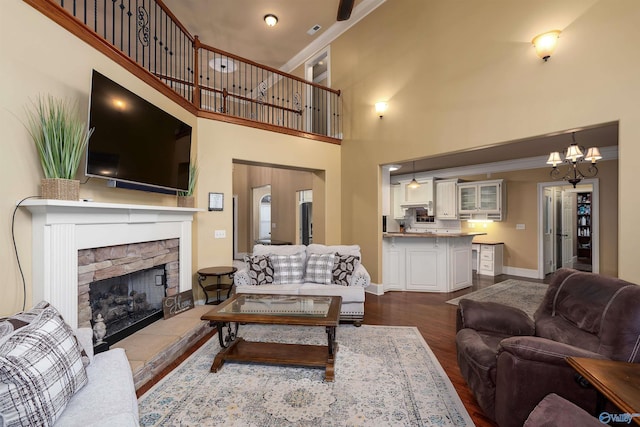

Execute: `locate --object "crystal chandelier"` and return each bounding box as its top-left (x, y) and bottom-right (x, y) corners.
top-left (546, 132), bottom-right (601, 188)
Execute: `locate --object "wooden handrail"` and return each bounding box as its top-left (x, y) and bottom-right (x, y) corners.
top-left (154, 0), bottom-right (195, 43)
top-left (200, 86), bottom-right (303, 115)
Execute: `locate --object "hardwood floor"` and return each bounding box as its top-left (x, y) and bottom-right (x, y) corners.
top-left (138, 273), bottom-right (545, 426)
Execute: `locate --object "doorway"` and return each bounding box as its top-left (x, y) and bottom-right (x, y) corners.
top-left (251, 185), bottom-right (271, 245)
top-left (538, 179), bottom-right (599, 278)
top-left (305, 47), bottom-right (331, 136)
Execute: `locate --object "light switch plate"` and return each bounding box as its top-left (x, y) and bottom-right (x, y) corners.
top-left (214, 230), bottom-right (226, 238)
top-left (516, 224), bottom-right (525, 230)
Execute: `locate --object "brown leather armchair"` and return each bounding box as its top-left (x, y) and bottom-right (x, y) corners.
top-left (455, 268), bottom-right (640, 427)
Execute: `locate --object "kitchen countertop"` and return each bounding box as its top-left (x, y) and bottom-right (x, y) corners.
top-left (383, 232), bottom-right (486, 238)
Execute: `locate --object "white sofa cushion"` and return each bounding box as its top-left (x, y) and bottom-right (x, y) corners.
top-left (253, 244), bottom-right (308, 264)
top-left (55, 348), bottom-right (139, 426)
top-left (0, 307), bottom-right (88, 427)
top-left (298, 284), bottom-right (366, 303)
top-left (307, 243), bottom-right (361, 258)
top-left (304, 253), bottom-right (336, 285)
top-left (236, 283), bottom-right (301, 295)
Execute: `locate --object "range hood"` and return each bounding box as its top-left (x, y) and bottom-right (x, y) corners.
top-left (400, 201), bottom-right (433, 209)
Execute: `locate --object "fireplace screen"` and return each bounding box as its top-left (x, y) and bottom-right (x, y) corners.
top-left (89, 266), bottom-right (167, 345)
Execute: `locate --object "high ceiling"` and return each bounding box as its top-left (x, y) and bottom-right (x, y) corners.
top-left (159, 1), bottom-right (618, 174)
top-left (161, 0), bottom-right (366, 69)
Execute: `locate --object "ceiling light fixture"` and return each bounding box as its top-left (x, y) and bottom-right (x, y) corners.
top-left (407, 161), bottom-right (420, 189)
top-left (547, 132), bottom-right (601, 188)
top-left (264, 14), bottom-right (278, 27)
top-left (387, 164), bottom-right (402, 172)
top-left (532, 30), bottom-right (561, 62)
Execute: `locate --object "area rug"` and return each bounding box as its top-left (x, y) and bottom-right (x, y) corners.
top-left (446, 279), bottom-right (548, 318)
top-left (138, 324), bottom-right (473, 426)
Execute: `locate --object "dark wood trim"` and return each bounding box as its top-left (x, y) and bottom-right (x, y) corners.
top-left (197, 110), bottom-right (342, 145)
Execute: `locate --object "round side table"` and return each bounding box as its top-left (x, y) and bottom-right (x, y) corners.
top-left (197, 266), bottom-right (237, 305)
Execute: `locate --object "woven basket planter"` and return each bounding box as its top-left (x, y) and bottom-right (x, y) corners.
top-left (177, 196), bottom-right (195, 208)
top-left (41, 178), bottom-right (80, 200)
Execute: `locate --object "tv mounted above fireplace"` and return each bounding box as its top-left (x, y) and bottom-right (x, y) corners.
top-left (85, 70), bottom-right (193, 193)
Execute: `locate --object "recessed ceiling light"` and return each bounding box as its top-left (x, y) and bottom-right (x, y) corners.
top-left (264, 14), bottom-right (278, 27)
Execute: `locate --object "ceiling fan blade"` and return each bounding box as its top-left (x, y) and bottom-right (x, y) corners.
top-left (337, 0), bottom-right (355, 21)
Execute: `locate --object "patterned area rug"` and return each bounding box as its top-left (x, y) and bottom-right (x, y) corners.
top-left (446, 279), bottom-right (548, 318)
top-left (138, 324), bottom-right (473, 426)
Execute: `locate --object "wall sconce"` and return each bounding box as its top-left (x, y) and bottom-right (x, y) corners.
top-left (264, 14), bottom-right (278, 27)
top-left (375, 101), bottom-right (388, 118)
top-left (532, 30), bottom-right (561, 61)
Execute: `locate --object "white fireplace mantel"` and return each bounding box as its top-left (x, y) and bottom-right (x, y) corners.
top-left (22, 199), bottom-right (201, 328)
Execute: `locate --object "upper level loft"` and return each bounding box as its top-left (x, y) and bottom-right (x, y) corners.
top-left (24, 0), bottom-right (342, 144)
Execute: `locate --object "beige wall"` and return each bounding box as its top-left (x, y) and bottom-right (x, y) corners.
top-left (331, 0), bottom-right (640, 283)
top-left (0, 0), bottom-right (341, 315)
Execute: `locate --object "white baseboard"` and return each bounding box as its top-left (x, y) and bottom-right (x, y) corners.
top-left (365, 283), bottom-right (385, 296)
top-left (502, 266), bottom-right (541, 279)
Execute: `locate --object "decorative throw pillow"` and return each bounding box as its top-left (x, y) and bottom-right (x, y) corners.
top-left (304, 253), bottom-right (336, 285)
top-left (244, 254), bottom-right (275, 286)
top-left (332, 253), bottom-right (361, 286)
top-left (270, 253), bottom-right (305, 284)
top-left (0, 301), bottom-right (89, 367)
top-left (0, 306), bottom-right (88, 427)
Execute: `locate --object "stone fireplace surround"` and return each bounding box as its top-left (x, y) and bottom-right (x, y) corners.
top-left (22, 200), bottom-right (199, 329)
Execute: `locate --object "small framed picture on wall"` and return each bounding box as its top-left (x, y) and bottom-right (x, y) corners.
top-left (208, 192), bottom-right (224, 211)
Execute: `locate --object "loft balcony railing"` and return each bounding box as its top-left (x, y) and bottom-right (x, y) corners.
top-left (24, 0), bottom-right (342, 142)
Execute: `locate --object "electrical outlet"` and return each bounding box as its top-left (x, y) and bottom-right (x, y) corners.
top-left (214, 230), bottom-right (226, 238)
top-left (516, 224), bottom-right (526, 230)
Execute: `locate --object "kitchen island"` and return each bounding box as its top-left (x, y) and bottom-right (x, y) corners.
top-left (382, 232), bottom-right (486, 293)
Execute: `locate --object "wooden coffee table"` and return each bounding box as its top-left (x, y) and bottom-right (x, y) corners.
top-left (201, 293), bottom-right (342, 381)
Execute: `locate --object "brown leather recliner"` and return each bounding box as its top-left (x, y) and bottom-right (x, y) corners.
top-left (455, 268), bottom-right (640, 427)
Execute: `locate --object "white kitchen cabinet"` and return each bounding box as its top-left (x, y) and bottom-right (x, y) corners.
top-left (435, 179), bottom-right (459, 219)
top-left (392, 184), bottom-right (405, 220)
top-left (457, 179), bottom-right (505, 220)
top-left (478, 243), bottom-right (504, 276)
top-left (382, 242), bottom-right (405, 290)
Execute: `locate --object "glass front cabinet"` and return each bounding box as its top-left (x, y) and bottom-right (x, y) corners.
top-left (457, 180), bottom-right (505, 220)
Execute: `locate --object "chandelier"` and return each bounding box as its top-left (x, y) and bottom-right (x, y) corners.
top-left (546, 132), bottom-right (601, 188)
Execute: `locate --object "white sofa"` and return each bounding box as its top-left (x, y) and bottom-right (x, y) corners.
top-left (55, 328), bottom-right (139, 426)
top-left (0, 302), bottom-right (138, 427)
top-left (234, 244), bottom-right (370, 324)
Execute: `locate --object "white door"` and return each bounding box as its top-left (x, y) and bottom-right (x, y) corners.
top-left (543, 188), bottom-right (555, 274)
top-left (561, 191), bottom-right (575, 268)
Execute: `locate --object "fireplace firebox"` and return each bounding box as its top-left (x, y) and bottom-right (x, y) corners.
top-left (89, 265), bottom-right (167, 349)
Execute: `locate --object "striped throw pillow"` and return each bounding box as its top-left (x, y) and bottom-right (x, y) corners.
top-left (304, 253), bottom-right (336, 285)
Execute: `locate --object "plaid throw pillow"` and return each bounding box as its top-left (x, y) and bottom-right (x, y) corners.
top-left (244, 254), bottom-right (275, 286)
top-left (332, 253), bottom-right (361, 286)
top-left (270, 253), bottom-right (305, 284)
top-left (304, 253), bottom-right (336, 285)
top-left (0, 306), bottom-right (88, 427)
top-left (0, 301), bottom-right (89, 367)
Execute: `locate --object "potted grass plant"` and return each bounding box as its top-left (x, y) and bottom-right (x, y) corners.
top-left (177, 160), bottom-right (198, 207)
top-left (25, 95), bottom-right (94, 200)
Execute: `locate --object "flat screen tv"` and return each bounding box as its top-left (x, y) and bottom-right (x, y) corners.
top-left (86, 70), bottom-right (192, 193)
